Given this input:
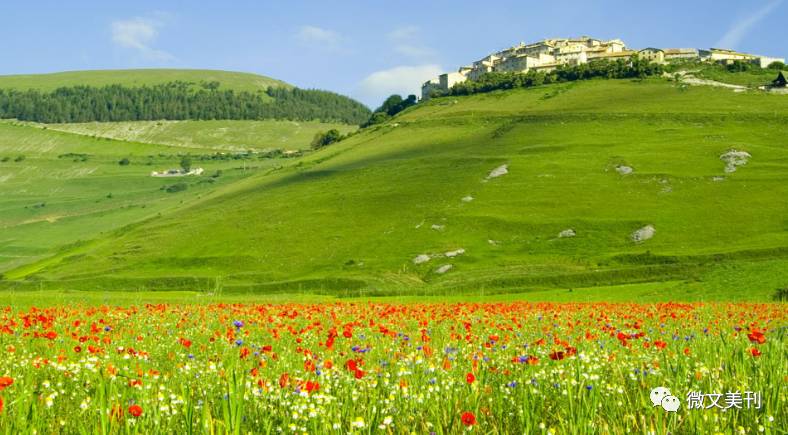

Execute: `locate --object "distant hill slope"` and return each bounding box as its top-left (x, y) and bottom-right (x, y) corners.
top-left (0, 69), bottom-right (370, 124)
top-left (0, 69), bottom-right (290, 92)
top-left (3, 78), bottom-right (787, 300)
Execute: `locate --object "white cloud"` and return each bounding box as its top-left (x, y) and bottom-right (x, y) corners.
top-left (296, 25), bottom-right (342, 49)
top-left (387, 26), bottom-right (420, 41)
top-left (715, 1), bottom-right (782, 49)
top-left (386, 25), bottom-right (435, 60)
top-left (111, 17), bottom-right (173, 61)
top-left (356, 64), bottom-right (442, 107)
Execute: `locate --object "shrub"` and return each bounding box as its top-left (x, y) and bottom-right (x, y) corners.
top-left (311, 129), bottom-right (344, 150)
top-left (14, 155), bottom-right (25, 162)
top-left (118, 158), bottom-right (130, 166)
top-left (163, 183), bottom-right (188, 193)
top-left (180, 157), bottom-right (192, 172)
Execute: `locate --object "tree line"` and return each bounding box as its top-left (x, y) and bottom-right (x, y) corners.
top-left (0, 81), bottom-right (371, 125)
top-left (441, 57), bottom-right (665, 96)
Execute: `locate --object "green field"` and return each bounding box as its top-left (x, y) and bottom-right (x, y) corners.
top-left (0, 69), bottom-right (289, 92)
top-left (1, 76), bottom-right (787, 300)
top-left (20, 120), bottom-right (357, 152)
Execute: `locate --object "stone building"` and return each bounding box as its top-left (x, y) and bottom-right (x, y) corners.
top-left (420, 36), bottom-right (786, 99)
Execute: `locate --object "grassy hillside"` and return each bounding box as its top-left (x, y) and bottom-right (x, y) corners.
top-left (0, 69), bottom-right (289, 92)
top-left (0, 117), bottom-right (333, 274)
top-left (3, 78), bottom-right (787, 300)
top-left (22, 120), bottom-right (357, 151)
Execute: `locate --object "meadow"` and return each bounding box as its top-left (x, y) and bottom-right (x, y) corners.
top-left (0, 118), bottom-right (344, 275)
top-left (2, 77), bottom-right (784, 299)
top-left (0, 299), bottom-right (784, 434)
top-left (0, 69), bottom-right (289, 93)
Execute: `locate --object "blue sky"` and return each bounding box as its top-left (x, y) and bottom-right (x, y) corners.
top-left (1, 0), bottom-right (786, 107)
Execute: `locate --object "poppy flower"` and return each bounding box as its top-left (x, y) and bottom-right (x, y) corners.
top-left (549, 351), bottom-right (565, 361)
top-left (304, 380), bottom-right (320, 393)
top-left (747, 331), bottom-right (766, 344)
top-left (461, 411), bottom-right (476, 426)
top-left (0, 396), bottom-right (3, 414)
top-left (465, 372), bottom-right (475, 384)
top-left (354, 369), bottom-right (365, 379)
top-left (278, 373), bottom-right (290, 388)
top-left (750, 347), bottom-right (762, 357)
top-left (0, 377), bottom-right (13, 391)
top-left (128, 404), bottom-right (143, 417)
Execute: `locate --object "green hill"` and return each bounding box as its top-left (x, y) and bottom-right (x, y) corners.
top-left (0, 69), bottom-right (290, 92)
top-left (2, 78), bottom-right (787, 300)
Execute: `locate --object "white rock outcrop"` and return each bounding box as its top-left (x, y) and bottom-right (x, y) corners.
top-left (720, 150), bottom-right (751, 173)
top-left (615, 165), bottom-right (633, 175)
top-left (631, 225), bottom-right (656, 243)
top-left (558, 229), bottom-right (576, 238)
top-left (486, 164), bottom-right (508, 179)
top-left (412, 254), bottom-right (431, 265)
top-left (435, 264), bottom-right (453, 274)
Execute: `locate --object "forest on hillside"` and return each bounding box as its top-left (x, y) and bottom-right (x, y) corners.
top-left (0, 81), bottom-right (371, 124)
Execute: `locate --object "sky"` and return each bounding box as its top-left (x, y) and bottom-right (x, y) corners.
top-left (1, 0), bottom-right (786, 107)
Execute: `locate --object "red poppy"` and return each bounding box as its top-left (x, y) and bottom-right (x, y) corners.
top-left (304, 380), bottom-right (320, 393)
top-left (0, 396), bottom-right (3, 414)
top-left (653, 340), bottom-right (667, 350)
top-left (750, 347), bottom-right (762, 357)
top-left (128, 404), bottom-right (143, 417)
top-left (549, 350), bottom-right (565, 361)
top-left (747, 331), bottom-right (766, 344)
top-left (354, 369), bottom-right (364, 379)
top-left (179, 338), bottom-right (192, 348)
top-left (0, 377), bottom-right (13, 391)
top-left (465, 372), bottom-right (475, 384)
top-left (461, 411), bottom-right (476, 426)
top-left (278, 373), bottom-right (290, 388)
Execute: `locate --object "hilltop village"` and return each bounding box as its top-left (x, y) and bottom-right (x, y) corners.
top-left (422, 36), bottom-right (786, 98)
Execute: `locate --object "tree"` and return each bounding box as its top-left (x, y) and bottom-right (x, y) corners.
top-left (364, 94), bottom-right (418, 127)
top-left (311, 129), bottom-right (343, 150)
top-left (180, 156), bottom-right (192, 173)
top-left (767, 61), bottom-right (786, 70)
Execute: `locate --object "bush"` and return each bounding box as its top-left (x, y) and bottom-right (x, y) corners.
top-left (363, 94), bottom-right (417, 127)
top-left (163, 183), bottom-right (188, 193)
top-left (118, 158), bottom-right (130, 166)
top-left (773, 287), bottom-right (788, 302)
top-left (767, 61), bottom-right (785, 70)
top-left (180, 156), bottom-right (192, 172)
top-left (726, 60), bottom-right (753, 72)
top-left (311, 129), bottom-right (344, 150)
top-left (14, 155), bottom-right (25, 162)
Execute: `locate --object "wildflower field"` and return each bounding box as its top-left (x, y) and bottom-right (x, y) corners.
top-left (0, 301), bottom-right (784, 434)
